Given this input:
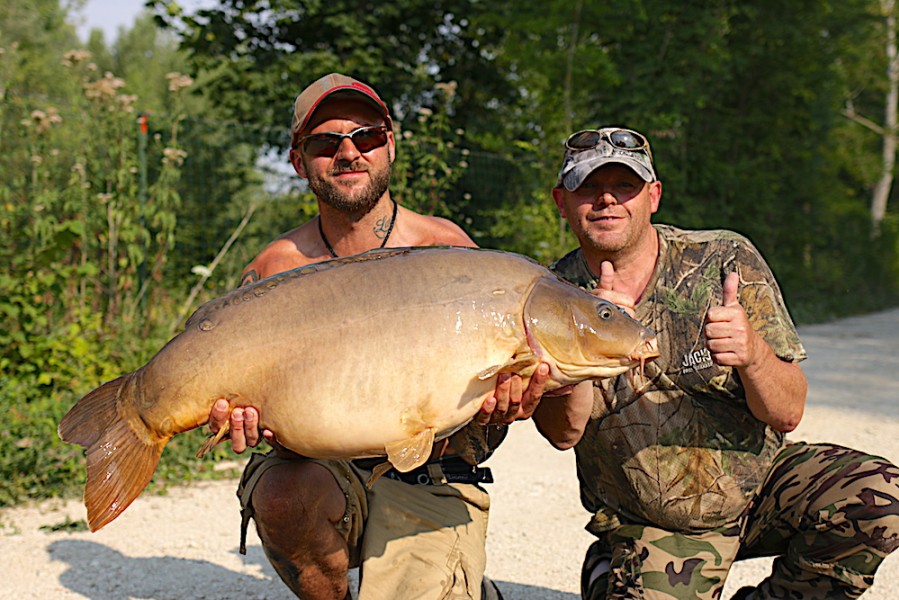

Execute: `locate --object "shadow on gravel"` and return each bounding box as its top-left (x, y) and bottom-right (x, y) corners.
top-left (46, 539), bottom-right (578, 599)
top-left (493, 580), bottom-right (579, 599)
top-left (49, 539), bottom-right (292, 599)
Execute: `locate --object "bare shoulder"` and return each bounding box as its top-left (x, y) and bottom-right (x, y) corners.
top-left (239, 222), bottom-right (325, 286)
top-left (395, 206), bottom-right (477, 248)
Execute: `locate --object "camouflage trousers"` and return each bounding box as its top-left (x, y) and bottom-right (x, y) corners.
top-left (582, 442), bottom-right (899, 599)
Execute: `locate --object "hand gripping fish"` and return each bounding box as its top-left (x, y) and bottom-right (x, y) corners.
top-left (59, 246), bottom-right (659, 531)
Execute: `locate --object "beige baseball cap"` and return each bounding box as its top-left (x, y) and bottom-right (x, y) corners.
top-left (290, 73), bottom-right (391, 147)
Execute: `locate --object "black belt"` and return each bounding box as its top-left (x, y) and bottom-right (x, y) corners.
top-left (353, 456), bottom-right (494, 486)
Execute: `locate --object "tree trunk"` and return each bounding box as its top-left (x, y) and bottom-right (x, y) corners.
top-left (560, 0), bottom-right (584, 248)
top-left (872, 0), bottom-right (898, 235)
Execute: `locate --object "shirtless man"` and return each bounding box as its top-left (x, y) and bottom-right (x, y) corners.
top-left (208, 73), bottom-right (548, 600)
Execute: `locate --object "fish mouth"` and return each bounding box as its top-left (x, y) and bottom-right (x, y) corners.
top-left (621, 336), bottom-right (660, 389)
top-left (550, 336), bottom-right (659, 383)
top-left (629, 336), bottom-right (660, 375)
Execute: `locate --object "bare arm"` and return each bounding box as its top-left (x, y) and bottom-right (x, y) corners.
top-left (532, 381), bottom-right (594, 450)
top-left (738, 348), bottom-right (806, 432)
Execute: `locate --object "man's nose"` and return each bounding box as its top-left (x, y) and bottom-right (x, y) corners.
top-left (334, 137), bottom-right (361, 161)
top-left (592, 188), bottom-right (618, 207)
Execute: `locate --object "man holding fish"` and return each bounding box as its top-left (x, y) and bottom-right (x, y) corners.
top-left (208, 73), bottom-right (557, 600)
top-left (536, 126), bottom-right (899, 599)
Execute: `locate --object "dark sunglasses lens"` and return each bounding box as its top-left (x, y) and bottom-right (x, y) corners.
top-left (609, 130), bottom-right (645, 150)
top-left (303, 135), bottom-right (341, 157)
top-left (352, 129), bottom-right (388, 152)
top-left (567, 131), bottom-right (603, 149)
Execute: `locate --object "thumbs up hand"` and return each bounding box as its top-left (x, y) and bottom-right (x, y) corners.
top-left (704, 271), bottom-right (762, 368)
top-left (591, 261), bottom-right (637, 317)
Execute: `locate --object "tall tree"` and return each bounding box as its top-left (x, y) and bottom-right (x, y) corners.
top-left (843, 0), bottom-right (899, 234)
top-left (150, 0), bottom-right (899, 317)
top-left (150, 0), bottom-right (513, 142)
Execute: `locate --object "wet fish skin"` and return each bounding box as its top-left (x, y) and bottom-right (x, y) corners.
top-left (59, 246), bottom-right (658, 531)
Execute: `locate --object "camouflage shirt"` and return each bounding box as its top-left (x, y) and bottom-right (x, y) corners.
top-left (550, 224), bottom-right (807, 532)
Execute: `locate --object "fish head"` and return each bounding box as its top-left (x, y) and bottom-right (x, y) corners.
top-left (524, 276), bottom-right (659, 385)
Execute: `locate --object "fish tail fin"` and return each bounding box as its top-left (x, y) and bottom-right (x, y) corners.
top-left (58, 374), bottom-right (167, 532)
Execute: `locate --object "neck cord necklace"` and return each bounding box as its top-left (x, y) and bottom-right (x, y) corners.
top-left (319, 199), bottom-right (398, 259)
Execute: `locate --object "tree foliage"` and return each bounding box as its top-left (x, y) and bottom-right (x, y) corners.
top-left (0, 2), bottom-right (246, 506)
top-left (154, 0), bottom-right (899, 320)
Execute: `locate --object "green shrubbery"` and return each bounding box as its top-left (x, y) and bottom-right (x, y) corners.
top-left (0, 39), bottom-right (240, 507)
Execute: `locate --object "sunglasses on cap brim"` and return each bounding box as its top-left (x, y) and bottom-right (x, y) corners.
top-left (565, 128), bottom-right (651, 156)
top-left (294, 125), bottom-right (389, 157)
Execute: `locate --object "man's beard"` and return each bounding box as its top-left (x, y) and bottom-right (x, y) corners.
top-left (306, 160), bottom-right (391, 216)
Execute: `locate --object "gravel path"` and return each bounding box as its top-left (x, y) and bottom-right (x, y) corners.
top-left (2, 308), bottom-right (898, 599)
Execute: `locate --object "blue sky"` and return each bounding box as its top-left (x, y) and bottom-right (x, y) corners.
top-left (75, 0), bottom-right (211, 42)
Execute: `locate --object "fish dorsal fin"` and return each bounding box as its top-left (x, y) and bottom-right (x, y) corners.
top-left (477, 352), bottom-right (539, 380)
top-left (384, 428), bottom-right (435, 473)
top-left (188, 248), bottom-right (428, 328)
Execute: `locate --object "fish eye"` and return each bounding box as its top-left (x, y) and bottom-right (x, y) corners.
top-left (598, 307), bottom-right (613, 320)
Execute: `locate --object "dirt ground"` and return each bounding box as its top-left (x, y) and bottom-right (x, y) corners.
top-left (2, 308), bottom-right (898, 599)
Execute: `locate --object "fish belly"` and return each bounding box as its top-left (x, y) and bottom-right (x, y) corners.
top-left (137, 248), bottom-right (542, 457)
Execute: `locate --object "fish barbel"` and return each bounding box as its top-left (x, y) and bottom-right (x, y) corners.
top-left (59, 246), bottom-right (658, 531)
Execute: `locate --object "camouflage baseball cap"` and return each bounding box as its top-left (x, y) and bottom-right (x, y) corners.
top-left (290, 73), bottom-right (391, 147)
top-left (557, 127), bottom-right (657, 191)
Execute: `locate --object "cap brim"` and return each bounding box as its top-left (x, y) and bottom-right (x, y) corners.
top-left (560, 149), bottom-right (655, 191)
top-left (292, 82), bottom-right (391, 146)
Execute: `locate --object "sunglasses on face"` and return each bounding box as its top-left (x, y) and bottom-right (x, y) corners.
top-left (565, 128), bottom-right (651, 155)
top-left (295, 125), bottom-right (389, 157)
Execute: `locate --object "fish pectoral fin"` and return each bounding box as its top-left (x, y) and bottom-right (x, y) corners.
top-left (384, 429), bottom-right (435, 473)
top-left (365, 461), bottom-right (394, 489)
top-left (477, 352), bottom-right (539, 380)
top-left (365, 428), bottom-right (436, 489)
top-left (196, 421), bottom-right (231, 459)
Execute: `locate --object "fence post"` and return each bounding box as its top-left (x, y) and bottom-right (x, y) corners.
top-left (137, 113), bottom-right (149, 308)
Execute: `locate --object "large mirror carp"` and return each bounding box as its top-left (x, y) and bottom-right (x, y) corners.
top-left (59, 246), bottom-right (658, 531)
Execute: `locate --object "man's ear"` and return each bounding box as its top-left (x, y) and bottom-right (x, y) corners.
top-left (290, 148), bottom-right (307, 178)
top-left (551, 186), bottom-right (567, 218)
top-left (648, 180), bottom-right (662, 214)
top-left (387, 131), bottom-right (396, 163)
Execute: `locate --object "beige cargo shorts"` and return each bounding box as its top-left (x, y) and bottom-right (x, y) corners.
top-left (237, 452), bottom-right (492, 599)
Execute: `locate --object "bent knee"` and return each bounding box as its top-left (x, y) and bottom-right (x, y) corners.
top-left (252, 461), bottom-right (348, 526)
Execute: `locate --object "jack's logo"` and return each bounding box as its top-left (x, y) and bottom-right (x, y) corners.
top-left (680, 348), bottom-right (713, 374)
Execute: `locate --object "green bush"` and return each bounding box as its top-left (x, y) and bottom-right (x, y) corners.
top-left (0, 43), bottom-right (243, 508)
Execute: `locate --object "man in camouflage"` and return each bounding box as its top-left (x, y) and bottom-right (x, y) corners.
top-left (534, 126), bottom-right (899, 599)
